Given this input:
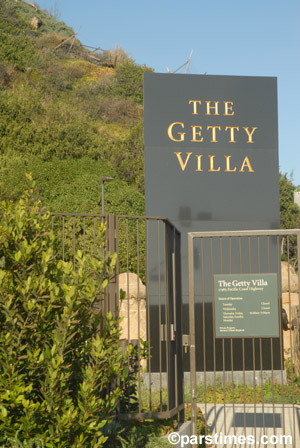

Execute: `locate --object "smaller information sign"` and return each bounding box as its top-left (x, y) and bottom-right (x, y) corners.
top-left (214, 274), bottom-right (279, 338)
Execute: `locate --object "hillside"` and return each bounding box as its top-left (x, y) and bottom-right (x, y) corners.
top-left (1, 0), bottom-right (299, 230)
top-left (0, 0), bottom-right (152, 215)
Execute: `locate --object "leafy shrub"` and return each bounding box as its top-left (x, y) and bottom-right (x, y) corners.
top-left (0, 61), bottom-right (15, 88)
top-left (88, 96), bottom-right (141, 124)
top-left (104, 419), bottom-right (176, 448)
top-left (280, 172), bottom-right (300, 230)
top-left (0, 155), bottom-right (145, 213)
top-left (109, 62), bottom-right (153, 104)
top-left (63, 60), bottom-right (107, 87)
top-left (280, 172), bottom-right (300, 265)
top-left (0, 0), bottom-right (37, 70)
top-left (0, 89), bottom-right (101, 159)
top-left (76, 70), bottom-right (115, 98)
top-left (102, 122), bottom-right (144, 192)
top-left (0, 175), bottom-right (135, 447)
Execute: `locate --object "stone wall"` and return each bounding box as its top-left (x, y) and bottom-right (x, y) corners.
top-left (118, 272), bottom-right (147, 342)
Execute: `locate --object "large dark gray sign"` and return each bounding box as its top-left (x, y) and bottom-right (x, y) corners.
top-left (144, 73), bottom-right (279, 235)
top-left (214, 274), bottom-right (279, 338)
top-left (144, 73), bottom-right (280, 371)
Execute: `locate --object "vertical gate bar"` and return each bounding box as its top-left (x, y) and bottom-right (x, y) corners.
top-left (248, 236), bottom-right (252, 273)
top-left (210, 237), bottom-right (217, 435)
top-left (222, 337), bottom-right (226, 429)
top-left (220, 237), bottom-right (227, 436)
top-left (157, 220), bottom-right (163, 412)
top-left (242, 338), bottom-right (246, 434)
top-left (270, 336), bottom-right (276, 437)
top-left (297, 231), bottom-right (300, 305)
top-left (248, 236), bottom-right (257, 442)
top-left (239, 236), bottom-right (247, 437)
top-left (267, 235), bottom-right (270, 273)
top-left (268, 235), bottom-right (274, 441)
top-left (115, 217), bottom-right (119, 334)
top-left (146, 219), bottom-right (152, 412)
top-left (257, 235), bottom-right (261, 273)
top-left (256, 232), bottom-right (261, 436)
top-left (200, 238), bottom-right (208, 436)
top-left (238, 236), bottom-right (243, 273)
top-left (73, 216), bottom-right (76, 270)
top-left (83, 217), bottom-right (86, 254)
top-left (229, 236), bottom-right (232, 273)
top-left (136, 219), bottom-right (142, 413)
top-left (176, 228), bottom-right (184, 423)
top-left (188, 233), bottom-right (197, 440)
top-left (107, 215), bottom-right (114, 316)
top-left (230, 338), bottom-right (235, 436)
top-left (106, 215), bottom-right (111, 313)
top-left (115, 217), bottom-right (120, 417)
top-left (114, 217), bottom-right (118, 313)
top-left (278, 235), bottom-right (286, 440)
top-left (163, 221), bottom-right (170, 412)
top-left (287, 236), bottom-right (296, 448)
top-left (248, 225), bottom-right (253, 448)
top-left (50, 215), bottom-right (54, 258)
top-left (268, 231), bottom-right (273, 433)
top-left (228, 237), bottom-right (236, 438)
top-left (252, 337), bottom-right (257, 444)
top-left (219, 236), bottom-right (223, 273)
top-left (257, 237), bottom-right (266, 434)
top-left (62, 216), bottom-right (65, 262)
top-left (125, 219), bottom-right (130, 411)
top-left (220, 237), bottom-right (225, 408)
top-left (259, 338), bottom-right (265, 433)
top-left (93, 216), bottom-right (96, 256)
top-left (268, 236), bottom-right (276, 436)
top-left (172, 250), bottom-right (178, 412)
top-left (61, 217), bottom-right (65, 284)
top-left (298, 232), bottom-right (300, 347)
top-left (136, 219), bottom-right (142, 412)
top-left (229, 236), bottom-right (232, 274)
top-left (287, 235), bottom-right (293, 365)
top-left (296, 232), bottom-right (300, 448)
top-left (126, 220), bottom-right (130, 343)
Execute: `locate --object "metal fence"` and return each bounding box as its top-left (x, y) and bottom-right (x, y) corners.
top-left (188, 229), bottom-right (300, 447)
top-left (51, 212), bottom-right (184, 422)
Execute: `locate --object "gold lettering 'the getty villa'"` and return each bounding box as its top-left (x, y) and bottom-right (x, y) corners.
top-left (167, 100), bottom-right (258, 173)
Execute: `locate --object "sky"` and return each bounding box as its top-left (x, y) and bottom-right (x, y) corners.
top-left (36, 0), bottom-right (300, 186)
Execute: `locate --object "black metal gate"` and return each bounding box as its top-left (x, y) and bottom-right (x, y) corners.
top-left (188, 229), bottom-right (300, 447)
top-left (51, 212), bottom-right (184, 422)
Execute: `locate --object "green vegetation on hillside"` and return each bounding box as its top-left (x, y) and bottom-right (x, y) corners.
top-left (0, 155), bottom-right (145, 214)
top-left (280, 172), bottom-right (300, 230)
top-left (0, 1), bottom-right (299, 230)
top-left (0, 0), bottom-right (152, 216)
top-left (9, 0), bottom-right (74, 37)
top-left (279, 172), bottom-right (300, 265)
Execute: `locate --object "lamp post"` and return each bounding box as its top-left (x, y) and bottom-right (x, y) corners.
top-left (101, 176), bottom-right (114, 219)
